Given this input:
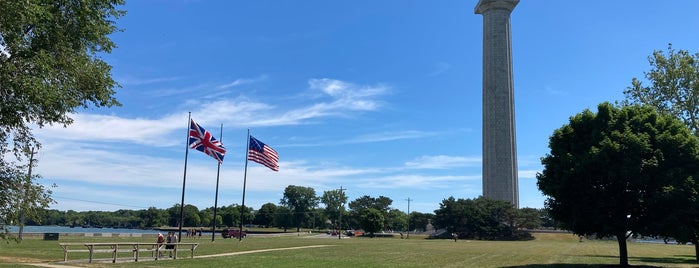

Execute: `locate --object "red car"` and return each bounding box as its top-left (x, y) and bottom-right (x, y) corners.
top-left (221, 229), bottom-right (246, 239)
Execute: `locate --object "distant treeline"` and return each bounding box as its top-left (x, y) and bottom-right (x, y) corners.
top-left (28, 196), bottom-right (553, 241)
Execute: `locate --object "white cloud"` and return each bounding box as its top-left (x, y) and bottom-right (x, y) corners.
top-left (117, 76), bottom-right (182, 86)
top-left (309, 78), bottom-right (350, 97)
top-left (235, 78), bottom-right (390, 126)
top-left (357, 174), bottom-right (480, 189)
top-left (32, 77), bottom-right (445, 211)
top-left (308, 78), bottom-right (389, 110)
top-left (34, 76), bottom-right (392, 144)
top-left (404, 155), bottom-right (481, 169)
top-left (217, 75), bottom-right (268, 89)
top-left (518, 169), bottom-right (540, 179)
top-left (36, 113), bottom-right (183, 146)
top-left (350, 130), bottom-right (437, 143)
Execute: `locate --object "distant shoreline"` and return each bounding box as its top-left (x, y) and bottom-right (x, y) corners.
top-left (5, 225), bottom-right (160, 234)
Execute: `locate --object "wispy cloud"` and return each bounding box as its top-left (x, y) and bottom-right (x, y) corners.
top-left (244, 78), bottom-right (390, 126)
top-left (428, 61), bottom-right (452, 77)
top-left (350, 130), bottom-right (438, 143)
top-left (117, 76), bottom-right (182, 86)
top-left (404, 155), bottom-right (481, 169)
top-left (217, 75), bottom-right (268, 89)
top-left (33, 77), bottom-right (478, 211)
top-left (35, 78), bottom-right (391, 143)
top-left (35, 113), bottom-right (184, 146)
top-left (544, 85), bottom-right (567, 95)
top-left (308, 78), bottom-right (389, 110)
top-left (358, 174), bottom-right (480, 189)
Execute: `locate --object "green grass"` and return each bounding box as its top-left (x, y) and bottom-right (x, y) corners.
top-left (0, 232), bottom-right (697, 267)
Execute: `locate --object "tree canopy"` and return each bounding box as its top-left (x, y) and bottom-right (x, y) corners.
top-left (0, 0), bottom-right (124, 240)
top-left (0, 0), bottom-right (124, 155)
top-left (624, 44), bottom-right (699, 260)
top-left (433, 196), bottom-right (532, 241)
top-left (348, 195), bottom-right (392, 229)
top-left (359, 208), bottom-right (384, 237)
top-left (280, 185), bottom-right (318, 232)
top-left (254, 203), bottom-right (277, 228)
top-left (624, 44), bottom-right (699, 136)
top-left (537, 102), bottom-right (699, 266)
top-left (320, 189), bottom-right (347, 229)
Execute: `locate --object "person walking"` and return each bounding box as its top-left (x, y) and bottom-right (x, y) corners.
top-left (156, 233), bottom-right (165, 258)
top-left (166, 232), bottom-right (177, 257)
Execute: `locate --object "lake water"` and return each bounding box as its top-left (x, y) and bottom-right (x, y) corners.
top-left (6, 225), bottom-right (161, 234)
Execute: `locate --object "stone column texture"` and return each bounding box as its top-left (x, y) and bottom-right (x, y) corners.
top-left (475, 0), bottom-right (519, 208)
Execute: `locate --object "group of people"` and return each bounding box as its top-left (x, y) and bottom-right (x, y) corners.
top-left (185, 228), bottom-right (203, 238)
top-left (156, 232), bottom-right (178, 258)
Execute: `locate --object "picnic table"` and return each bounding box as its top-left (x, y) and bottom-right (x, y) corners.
top-left (58, 242), bottom-right (199, 263)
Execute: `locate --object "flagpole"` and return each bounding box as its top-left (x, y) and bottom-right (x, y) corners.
top-left (239, 129), bottom-right (250, 242)
top-left (211, 124), bottom-right (223, 242)
top-left (178, 112), bottom-right (192, 242)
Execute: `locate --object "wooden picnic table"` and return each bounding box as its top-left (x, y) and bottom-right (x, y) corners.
top-left (58, 242), bottom-right (199, 263)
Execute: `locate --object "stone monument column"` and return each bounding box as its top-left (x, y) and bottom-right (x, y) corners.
top-left (475, 0), bottom-right (519, 208)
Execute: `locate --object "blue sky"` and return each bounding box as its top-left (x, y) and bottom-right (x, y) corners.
top-left (32, 0), bottom-right (699, 214)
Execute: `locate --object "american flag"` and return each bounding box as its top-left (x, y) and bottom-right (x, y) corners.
top-left (248, 136), bottom-right (279, 171)
top-left (189, 119), bottom-right (226, 163)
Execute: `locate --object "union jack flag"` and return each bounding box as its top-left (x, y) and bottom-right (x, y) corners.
top-left (189, 119), bottom-right (226, 163)
top-left (248, 136), bottom-right (278, 171)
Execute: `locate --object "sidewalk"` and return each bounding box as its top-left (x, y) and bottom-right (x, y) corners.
top-left (27, 244), bottom-right (333, 267)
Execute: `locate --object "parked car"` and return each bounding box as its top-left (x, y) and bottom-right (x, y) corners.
top-left (221, 228), bottom-right (246, 239)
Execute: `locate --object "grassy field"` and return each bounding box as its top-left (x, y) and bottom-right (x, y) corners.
top-left (0, 232), bottom-right (697, 267)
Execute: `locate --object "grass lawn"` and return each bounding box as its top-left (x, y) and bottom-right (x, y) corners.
top-left (0, 232), bottom-right (697, 267)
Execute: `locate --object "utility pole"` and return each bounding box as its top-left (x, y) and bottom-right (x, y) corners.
top-left (405, 198), bottom-right (412, 239)
top-left (338, 186), bottom-right (345, 240)
top-left (18, 147), bottom-right (36, 241)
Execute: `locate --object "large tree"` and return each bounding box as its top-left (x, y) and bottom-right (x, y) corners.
top-left (279, 185), bottom-right (318, 232)
top-left (0, 159), bottom-right (53, 240)
top-left (254, 203), bottom-right (277, 228)
top-left (537, 102), bottom-right (699, 266)
top-left (320, 189), bottom-right (347, 230)
top-left (359, 208), bottom-right (384, 237)
top-left (348, 195), bottom-right (392, 230)
top-left (0, 0), bottom-right (124, 240)
top-left (407, 211), bottom-right (434, 232)
top-left (624, 44), bottom-right (699, 136)
top-left (624, 46), bottom-right (699, 259)
top-left (433, 196), bottom-right (527, 240)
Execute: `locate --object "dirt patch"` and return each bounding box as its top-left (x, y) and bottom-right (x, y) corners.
top-left (0, 255), bottom-right (47, 263)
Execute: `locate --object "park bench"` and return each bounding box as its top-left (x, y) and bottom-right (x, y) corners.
top-left (58, 242), bottom-right (199, 263)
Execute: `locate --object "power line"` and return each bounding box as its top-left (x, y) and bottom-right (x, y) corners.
top-left (51, 195), bottom-right (149, 210)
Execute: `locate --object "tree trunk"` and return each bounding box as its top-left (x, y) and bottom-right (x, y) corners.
top-left (694, 240), bottom-right (699, 262)
top-left (616, 234), bottom-right (629, 266)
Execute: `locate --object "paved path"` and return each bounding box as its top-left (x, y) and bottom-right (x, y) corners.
top-left (195, 245), bottom-right (332, 259)
top-left (23, 264), bottom-right (79, 268)
top-left (26, 244), bottom-right (333, 267)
